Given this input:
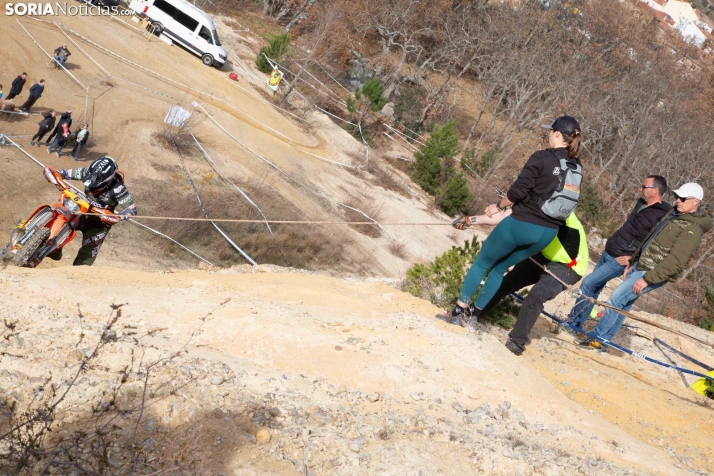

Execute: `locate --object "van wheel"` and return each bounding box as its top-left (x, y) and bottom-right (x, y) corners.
top-left (201, 54), bottom-right (214, 66)
top-left (152, 22), bottom-right (163, 36)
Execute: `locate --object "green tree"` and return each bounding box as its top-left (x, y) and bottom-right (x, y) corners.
top-left (411, 119), bottom-right (470, 213)
top-left (437, 173), bottom-right (472, 215)
top-left (256, 33), bottom-right (291, 74)
top-left (346, 78), bottom-right (388, 137)
top-left (411, 119), bottom-right (459, 194)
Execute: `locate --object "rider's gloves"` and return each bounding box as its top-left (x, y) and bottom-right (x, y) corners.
top-left (451, 216), bottom-right (474, 230)
top-left (99, 214), bottom-right (122, 226)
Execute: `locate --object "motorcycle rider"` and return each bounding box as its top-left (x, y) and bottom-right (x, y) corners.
top-left (45, 157), bottom-right (137, 265)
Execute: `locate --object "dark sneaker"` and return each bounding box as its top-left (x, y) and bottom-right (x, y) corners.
top-left (559, 323), bottom-right (579, 337)
top-left (505, 338), bottom-right (524, 356)
top-left (439, 303), bottom-right (478, 327)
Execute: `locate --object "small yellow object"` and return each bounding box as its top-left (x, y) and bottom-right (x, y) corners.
top-left (690, 369), bottom-right (714, 398)
top-left (268, 68), bottom-right (283, 88)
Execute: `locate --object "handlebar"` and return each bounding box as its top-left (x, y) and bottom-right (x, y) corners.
top-left (43, 166), bottom-right (122, 225)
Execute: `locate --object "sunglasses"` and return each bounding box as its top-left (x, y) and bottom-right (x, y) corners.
top-left (675, 195), bottom-right (694, 202)
top-left (641, 185), bottom-right (656, 190)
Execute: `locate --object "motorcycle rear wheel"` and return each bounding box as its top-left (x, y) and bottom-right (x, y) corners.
top-left (13, 228), bottom-right (50, 267)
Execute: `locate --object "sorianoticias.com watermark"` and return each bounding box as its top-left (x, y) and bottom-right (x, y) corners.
top-left (5, 3), bottom-right (132, 16)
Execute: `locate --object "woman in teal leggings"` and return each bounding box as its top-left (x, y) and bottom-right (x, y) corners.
top-left (445, 116), bottom-right (583, 325)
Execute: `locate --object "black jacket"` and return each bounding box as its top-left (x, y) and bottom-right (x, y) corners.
top-left (28, 83), bottom-right (44, 99)
top-left (38, 112), bottom-right (56, 131)
top-left (506, 148), bottom-right (582, 229)
top-left (10, 76), bottom-right (25, 96)
top-left (605, 198), bottom-right (672, 257)
top-left (54, 112), bottom-right (73, 131)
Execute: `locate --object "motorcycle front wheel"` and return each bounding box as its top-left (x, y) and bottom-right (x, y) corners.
top-left (13, 228), bottom-right (51, 267)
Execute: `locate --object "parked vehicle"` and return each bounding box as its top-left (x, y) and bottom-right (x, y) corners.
top-left (128, 0), bottom-right (227, 67)
top-left (91, 0), bottom-right (121, 7)
top-left (0, 167), bottom-right (118, 268)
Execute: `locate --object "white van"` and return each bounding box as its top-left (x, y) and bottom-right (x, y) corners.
top-left (128, 0), bottom-right (227, 67)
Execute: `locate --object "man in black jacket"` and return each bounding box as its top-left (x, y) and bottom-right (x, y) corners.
top-left (6, 72), bottom-right (27, 100)
top-left (45, 109), bottom-right (72, 146)
top-left (30, 110), bottom-right (56, 146)
top-left (18, 80), bottom-right (45, 112)
top-left (565, 175), bottom-right (671, 331)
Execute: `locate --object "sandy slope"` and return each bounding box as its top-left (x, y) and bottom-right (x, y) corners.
top-left (1, 265), bottom-right (713, 475)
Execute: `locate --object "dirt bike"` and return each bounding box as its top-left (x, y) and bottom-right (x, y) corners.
top-left (0, 166), bottom-right (120, 268)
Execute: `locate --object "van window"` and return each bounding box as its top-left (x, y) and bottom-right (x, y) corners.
top-left (174, 11), bottom-right (199, 32)
top-left (212, 30), bottom-right (221, 46)
top-left (198, 25), bottom-right (214, 44)
top-left (152, 0), bottom-right (176, 17)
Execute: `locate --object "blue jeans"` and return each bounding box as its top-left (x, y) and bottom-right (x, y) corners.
top-left (459, 216), bottom-right (557, 309)
top-left (591, 263), bottom-right (666, 341)
top-left (48, 137), bottom-right (64, 155)
top-left (567, 251), bottom-right (625, 328)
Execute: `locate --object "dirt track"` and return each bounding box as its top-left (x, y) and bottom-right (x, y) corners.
top-left (0, 10), bottom-right (464, 275)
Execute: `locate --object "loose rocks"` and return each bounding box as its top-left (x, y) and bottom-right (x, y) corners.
top-left (256, 429), bottom-right (271, 444)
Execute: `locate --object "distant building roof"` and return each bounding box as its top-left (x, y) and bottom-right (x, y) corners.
top-left (662, 0), bottom-right (699, 24)
top-left (654, 9), bottom-right (676, 25)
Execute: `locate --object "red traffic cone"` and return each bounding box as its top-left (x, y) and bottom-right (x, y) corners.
top-left (229, 72), bottom-right (238, 81)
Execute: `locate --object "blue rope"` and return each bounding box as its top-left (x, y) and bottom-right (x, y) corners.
top-left (508, 293), bottom-right (714, 384)
top-left (620, 324), bottom-right (714, 372)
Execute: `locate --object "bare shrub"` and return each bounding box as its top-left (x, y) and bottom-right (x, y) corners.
top-left (365, 159), bottom-right (410, 198)
top-left (388, 241), bottom-right (407, 259)
top-left (0, 301), bottom-right (252, 475)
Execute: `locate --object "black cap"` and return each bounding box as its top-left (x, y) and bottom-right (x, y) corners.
top-left (540, 115), bottom-right (581, 137)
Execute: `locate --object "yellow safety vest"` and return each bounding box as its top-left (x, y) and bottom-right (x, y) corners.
top-left (541, 213), bottom-right (589, 276)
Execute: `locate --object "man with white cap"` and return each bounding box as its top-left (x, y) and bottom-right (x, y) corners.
top-left (578, 183), bottom-right (712, 351)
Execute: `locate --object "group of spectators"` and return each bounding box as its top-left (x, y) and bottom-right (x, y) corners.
top-left (448, 116), bottom-right (711, 356)
top-left (4, 60), bottom-right (90, 161)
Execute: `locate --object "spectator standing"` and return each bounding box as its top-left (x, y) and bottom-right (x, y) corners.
top-left (30, 110), bottom-right (56, 146)
top-left (6, 73), bottom-right (27, 100)
top-left (578, 183), bottom-right (711, 351)
top-left (47, 122), bottom-right (70, 157)
top-left (18, 80), bottom-right (45, 112)
top-left (45, 110), bottom-right (72, 146)
top-left (564, 175), bottom-right (671, 333)
top-left (71, 123), bottom-right (89, 160)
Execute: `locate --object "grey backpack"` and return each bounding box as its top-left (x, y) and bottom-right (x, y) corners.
top-left (529, 150), bottom-right (582, 220)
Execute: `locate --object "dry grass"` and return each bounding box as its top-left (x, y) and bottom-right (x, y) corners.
top-left (346, 156), bottom-right (411, 198)
top-left (342, 196), bottom-right (383, 238)
top-left (133, 174), bottom-right (348, 270)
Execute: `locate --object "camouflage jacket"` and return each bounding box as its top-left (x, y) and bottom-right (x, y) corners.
top-left (632, 208), bottom-right (712, 284)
